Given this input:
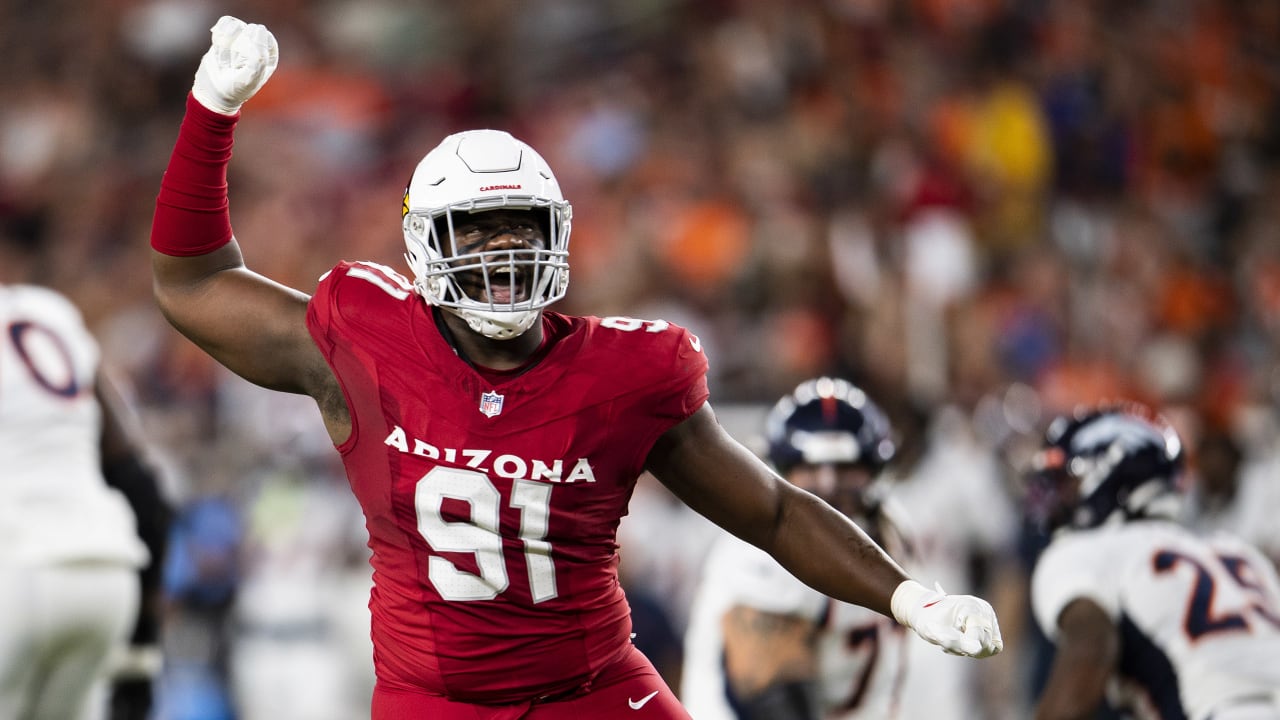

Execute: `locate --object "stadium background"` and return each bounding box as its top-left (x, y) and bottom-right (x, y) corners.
top-left (3, 0), bottom-right (1280, 717)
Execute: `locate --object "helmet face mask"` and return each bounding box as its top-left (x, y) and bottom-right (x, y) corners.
top-left (765, 377), bottom-right (896, 517)
top-left (1027, 405), bottom-right (1185, 533)
top-left (402, 130), bottom-right (572, 340)
top-left (1025, 450), bottom-right (1079, 532)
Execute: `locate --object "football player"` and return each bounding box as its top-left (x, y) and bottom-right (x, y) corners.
top-left (0, 278), bottom-right (170, 719)
top-left (886, 403), bottom-right (1022, 720)
top-left (1027, 404), bottom-right (1280, 720)
top-left (148, 17), bottom-right (1003, 718)
top-left (682, 378), bottom-right (915, 719)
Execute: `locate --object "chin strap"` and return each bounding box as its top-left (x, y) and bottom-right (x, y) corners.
top-left (456, 306), bottom-right (538, 340)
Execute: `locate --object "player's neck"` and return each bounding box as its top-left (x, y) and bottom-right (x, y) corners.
top-left (437, 308), bottom-right (545, 371)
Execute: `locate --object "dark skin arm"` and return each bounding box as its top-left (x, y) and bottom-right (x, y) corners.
top-left (150, 242), bottom-right (351, 444)
top-left (151, 214), bottom-right (552, 445)
top-left (646, 404), bottom-right (909, 617)
top-left (158, 242), bottom-right (906, 618)
top-left (1035, 598), bottom-right (1117, 720)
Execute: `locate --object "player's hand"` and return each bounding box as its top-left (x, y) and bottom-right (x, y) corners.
top-left (891, 579), bottom-right (1003, 658)
top-left (191, 16), bottom-right (278, 115)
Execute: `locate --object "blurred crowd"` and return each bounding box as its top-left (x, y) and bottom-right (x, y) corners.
top-left (4, 0), bottom-right (1280, 718)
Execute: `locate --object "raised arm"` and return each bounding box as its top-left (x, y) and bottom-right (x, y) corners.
top-left (647, 404), bottom-right (1003, 658)
top-left (150, 17), bottom-right (345, 432)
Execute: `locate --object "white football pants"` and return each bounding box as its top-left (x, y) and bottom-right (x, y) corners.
top-left (0, 563), bottom-right (139, 720)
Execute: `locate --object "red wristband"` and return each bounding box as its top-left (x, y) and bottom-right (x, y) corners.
top-left (150, 94), bottom-right (240, 256)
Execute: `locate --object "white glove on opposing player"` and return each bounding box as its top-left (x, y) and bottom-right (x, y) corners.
top-left (191, 16), bottom-right (279, 115)
top-left (891, 579), bottom-right (1004, 658)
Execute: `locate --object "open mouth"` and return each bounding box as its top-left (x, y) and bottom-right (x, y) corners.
top-left (458, 265), bottom-right (530, 305)
top-left (486, 266), bottom-right (528, 304)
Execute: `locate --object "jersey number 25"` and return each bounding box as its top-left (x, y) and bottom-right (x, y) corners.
top-left (1154, 549), bottom-right (1280, 640)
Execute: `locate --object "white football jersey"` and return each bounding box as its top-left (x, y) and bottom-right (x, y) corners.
top-left (884, 414), bottom-right (1018, 720)
top-left (1032, 521), bottom-right (1280, 720)
top-left (0, 284), bottom-right (148, 567)
top-left (682, 515), bottom-right (911, 720)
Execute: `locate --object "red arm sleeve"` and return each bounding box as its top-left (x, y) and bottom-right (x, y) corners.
top-left (150, 94), bottom-right (240, 256)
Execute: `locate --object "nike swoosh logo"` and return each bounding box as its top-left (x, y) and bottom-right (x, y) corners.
top-left (923, 599), bottom-right (942, 608)
top-left (628, 690), bottom-right (660, 710)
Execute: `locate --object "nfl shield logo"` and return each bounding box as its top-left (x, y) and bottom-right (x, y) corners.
top-left (479, 390), bottom-right (505, 418)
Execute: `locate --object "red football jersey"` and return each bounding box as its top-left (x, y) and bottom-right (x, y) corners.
top-left (306, 261), bottom-right (709, 703)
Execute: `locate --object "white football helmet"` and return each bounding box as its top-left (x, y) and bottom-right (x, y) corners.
top-left (402, 129), bottom-right (572, 340)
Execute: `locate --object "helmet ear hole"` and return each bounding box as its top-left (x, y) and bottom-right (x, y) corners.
top-left (404, 214), bottom-right (428, 240)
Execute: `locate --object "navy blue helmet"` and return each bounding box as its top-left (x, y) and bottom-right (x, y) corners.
top-left (1027, 404), bottom-right (1185, 532)
top-left (764, 377), bottom-right (896, 476)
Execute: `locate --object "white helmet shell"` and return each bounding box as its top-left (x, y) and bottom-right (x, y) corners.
top-left (401, 129), bottom-right (572, 340)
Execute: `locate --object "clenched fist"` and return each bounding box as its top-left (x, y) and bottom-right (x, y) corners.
top-left (891, 579), bottom-right (1004, 658)
top-left (191, 16), bottom-right (278, 115)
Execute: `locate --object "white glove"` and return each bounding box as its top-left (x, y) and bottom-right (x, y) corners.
top-left (191, 16), bottom-right (279, 115)
top-left (891, 579), bottom-right (1003, 658)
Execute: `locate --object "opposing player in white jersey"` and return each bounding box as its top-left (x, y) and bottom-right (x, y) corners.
top-left (1027, 403), bottom-right (1280, 720)
top-left (0, 281), bottom-right (166, 720)
top-left (682, 378), bottom-right (915, 719)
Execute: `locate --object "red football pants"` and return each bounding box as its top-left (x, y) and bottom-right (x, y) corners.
top-left (370, 644), bottom-right (691, 719)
